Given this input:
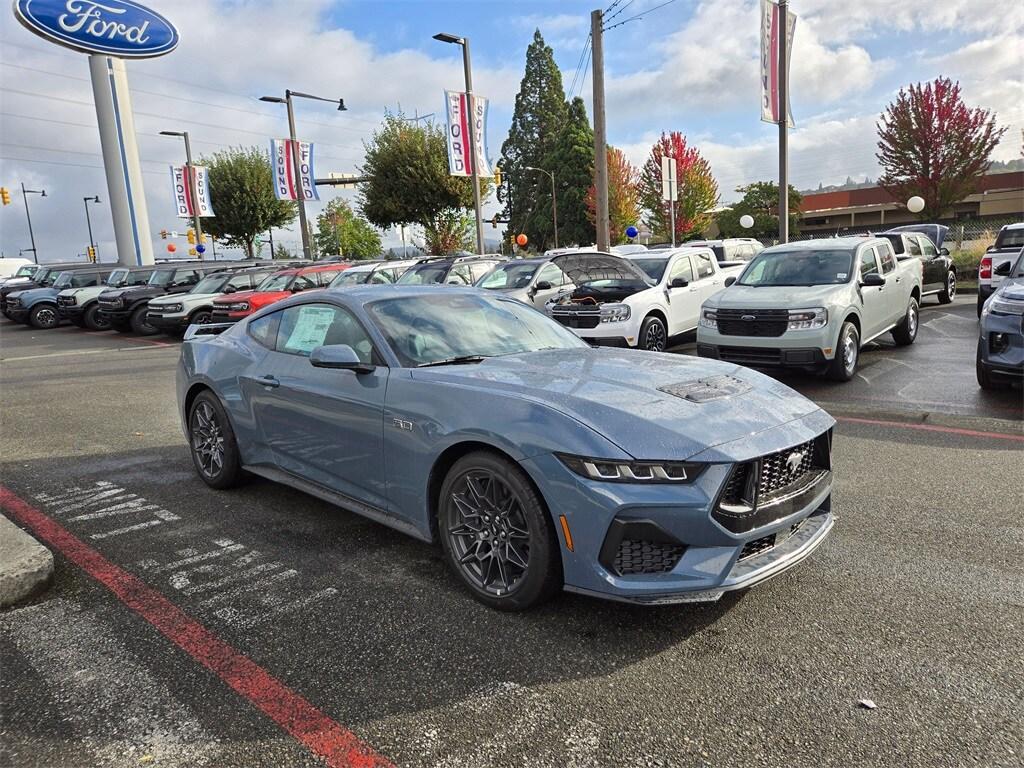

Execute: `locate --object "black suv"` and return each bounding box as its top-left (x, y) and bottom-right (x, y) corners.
top-left (395, 254), bottom-right (506, 286)
top-left (97, 260), bottom-right (252, 335)
top-left (57, 265), bottom-right (156, 330)
top-left (1, 262), bottom-right (95, 318)
top-left (877, 225), bottom-right (956, 304)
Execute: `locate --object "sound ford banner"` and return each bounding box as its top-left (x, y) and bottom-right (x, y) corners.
top-left (270, 138), bottom-right (319, 202)
top-left (760, 0), bottom-right (796, 127)
top-left (169, 165), bottom-right (214, 218)
top-left (444, 90), bottom-right (492, 177)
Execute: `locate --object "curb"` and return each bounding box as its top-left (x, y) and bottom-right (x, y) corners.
top-left (0, 512), bottom-right (54, 608)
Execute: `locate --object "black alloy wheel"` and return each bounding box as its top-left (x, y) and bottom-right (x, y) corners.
top-left (439, 452), bottom-right (561, 610)
top-left (130, 305), bottom-right (158, 335)
top-left (640, 315), bottom-right (668, 352)
top-left (190, 309), bottom-right (213, 326)
top-left (188, 391), bottom-right (241, 489)
top-left (83, 304), bottom-right (110, 331)
top-left (29, 304), bottom-right (60, 330)
top-left (937, 271), bottom-right (956, 304)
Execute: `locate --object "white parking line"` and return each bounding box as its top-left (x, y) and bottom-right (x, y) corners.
top-left (1, 345), bottom-right (176, 362)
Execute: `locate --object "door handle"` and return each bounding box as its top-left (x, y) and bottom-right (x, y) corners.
top-left (260, 375), bottom-right (280, 388)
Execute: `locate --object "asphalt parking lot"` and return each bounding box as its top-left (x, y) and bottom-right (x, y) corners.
top-left (1, 296), bottom-right (1022, 768)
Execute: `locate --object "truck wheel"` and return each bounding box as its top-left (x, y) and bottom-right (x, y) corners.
top-left (83, 304), bottom-right (110, 331)
top-left (937, 271), bottom-right (956, 304)
top-left (28, 304), bottom-right (60, 330)
top-left (129, 305), bottom-right (158, 335)
top-left (976, 341), bottom-right (1002, 390)
top-left (639, 315), bottom-right (667, 352)
top-left (891, 297), bottom-right (919, 346)
top-left (189, 308), bottom-right (213, 326)
top-left (826, 322), bottom-right (859, 381)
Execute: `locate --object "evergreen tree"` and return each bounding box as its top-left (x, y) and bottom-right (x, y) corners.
top-left (541, 97), bottom-right (595, 247)
top-left (498, 30), bottom-right (568, 249)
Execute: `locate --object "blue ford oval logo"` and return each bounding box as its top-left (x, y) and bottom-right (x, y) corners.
top-left (14, 0), bottom-right (179, 59)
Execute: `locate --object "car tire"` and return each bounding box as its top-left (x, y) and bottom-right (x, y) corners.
top-left (891, 297), bottom-right (919, 346)
top-left (438, 451), bottom-right (562, 611)
top-left (639, 315), bottom-right (668, 352)
top-left (28, 304), bottom-right (60, 330)
top-left (188, 390), bottom-right (242, 489)
top-left (83, 304), bottom-right (110, 331)
top-left (937, 271), bottom-right (956, 304)
top-left (975, 341), bottom-right (1003, 390)
top-left (129, 304), bottom-right (158, 335)
top-left (189, 308), bottom-right (213, 326)
top-left (826, 321), bottom-right (860, 381)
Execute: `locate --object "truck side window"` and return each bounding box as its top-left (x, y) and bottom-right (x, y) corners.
top-left (693, 252), bottom-right (715, 279)
top-left (906, 237), bottom-right (922, 257)
top-left (859, 249), bottom-right (880, 278)
top-left (228, 273), bottom-right (254, 290)
top-left (128, 271), bottom-right (152, 285)
top-left (173, 269), bottom-right (200, 287)
top-left (877, 245), bottom-right (896, 273)
top-left (668, 256), bottom-right (694, 284)
top-left (919, 237), bottom-right (937, 257)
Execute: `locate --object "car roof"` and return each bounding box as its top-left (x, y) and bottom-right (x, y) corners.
top-left (298, 262), bottom-right (350, 273)
top-left (763, 237), bottom-right (866, 252)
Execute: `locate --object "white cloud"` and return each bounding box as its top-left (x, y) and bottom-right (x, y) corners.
top-left (797, 0), bottom-right (1024, 42)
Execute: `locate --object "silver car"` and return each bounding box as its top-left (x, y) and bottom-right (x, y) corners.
top-left (474, 258), bottom-right (574, 308)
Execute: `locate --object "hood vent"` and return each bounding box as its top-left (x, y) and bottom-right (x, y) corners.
top-left (659, 375), bottom-right (752, 403)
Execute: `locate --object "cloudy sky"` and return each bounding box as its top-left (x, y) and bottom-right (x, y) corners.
top-left (1, 0), bottom-right (1021, 261)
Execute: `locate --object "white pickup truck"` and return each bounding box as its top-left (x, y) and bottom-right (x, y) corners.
top-left (697, 237), bottom-right (923, 381)
top-left (546, 248), bottom-right (743, 351)
top-left (978, 222), bottom-right (1024, 316)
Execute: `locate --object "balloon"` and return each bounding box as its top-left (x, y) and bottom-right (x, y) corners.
top-left (166, 243), bottom-right (177, 252)
top-left (625, 225), bottom-right (639, 239)
top-left (907, 196), bottom-right (925, 214)
top-left (196, 244), bottom-right (206, 254)
top-left (515, 233), bottom-right (528, 247)
top-left (739, 214), bottom-right (755, 229)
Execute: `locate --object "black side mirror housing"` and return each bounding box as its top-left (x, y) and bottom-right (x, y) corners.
top-left (862, 273), bottom-right (886, 287)
top-left (222, 285), bottom-right (237, 294)
top-left (939, 247), bottom-right (949, 256)
top-left (670, 277), bottom-right (689, 288)
top-left (994, 261), bottom-right (1012, 276)
top-left (310, 344), bottom-right (375, 374)
top-left (534, 280), bottom-right (553, 291)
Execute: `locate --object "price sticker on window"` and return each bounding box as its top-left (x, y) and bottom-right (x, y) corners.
top-left (283, 306), bottom-right (336, 355)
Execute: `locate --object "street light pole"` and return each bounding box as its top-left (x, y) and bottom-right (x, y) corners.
top-left (20, 183), bottom-right (45, 263)
top-left (777, 0), bottom-right (790, 244)
top-left (160, 130), bottom-right (204, 257)
top-left (526, 166), bottom-right (558, 248)
top-left (434, 32), bottom-right (485, 255)
top-left (83, 195), bottom-right (100, 260)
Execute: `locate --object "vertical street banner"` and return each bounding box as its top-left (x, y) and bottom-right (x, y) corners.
top-left (444, 90), bottom-right (493, 177)
top-left (169, 165), bottom-right (215, 218)
top-left (270, 138), bottom-right (320, 201)
top-left (760, 0), bottom-right (796, 127)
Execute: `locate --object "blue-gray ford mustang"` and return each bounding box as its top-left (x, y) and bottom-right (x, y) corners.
top-left (176, 285), bottom-right (835, 610)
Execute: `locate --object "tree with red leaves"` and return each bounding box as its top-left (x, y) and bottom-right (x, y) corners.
top-left (876, 77), bottom-right (1006, 220)
top-left (638, 132), bottom-right (719, 241)
top-left (586, 147), bottom-right (641, 245)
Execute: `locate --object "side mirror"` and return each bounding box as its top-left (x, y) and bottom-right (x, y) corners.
top-left (724, 276), bottom-right (736, 287)
top-left (862, 273), bottom-right (886, 287)
top-left (939, 247), bottom-right (949, 256)
top-left (670, 277), bottom-right (689, 288)
top-left (310, 344), bottom-right (375, 374)
top-left (534, 280), bottom-right (553, 291)
top-left (222, 285), bottom-right (237, 294)
top-left (994, 261), bottom-right (1012, 276)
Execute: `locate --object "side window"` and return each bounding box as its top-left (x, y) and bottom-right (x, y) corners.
top-left (919, 237), bottom-right (937, 257)
top-left (173, 269), bottom-right (200, 287)
top-left (468, 262), bottom-right (496, 282)
top-left (228, 273), bottom-right (255, 290)
top-left (906, 237), bottom-right (922, 257)
top-left (129, 271), bottom-right (152, 285)
top-left (315, 270), bottom-right (343, 286)
top-left (247, 310), bottom-right (281, 350)
top-left (536, 263), bottom-right (565, 286)
top-left (693, 251), bottom-right (715, 279)
top-left (291, 274), bottom-right (318, 292)
top-left (859, 249), bottom-right (880, 278)
top-left (71, 272), bottom-right (100, 287)
top-left (878, 244), bottom-right (896, 273)
top-left (669, 256), bottom-right (694, 284)
top-left (276, 303), bottom-right (374, 363)
top-left (446, 265), bottom-right (473, 285)
top-left (369, 268), bottom-right (395, 285)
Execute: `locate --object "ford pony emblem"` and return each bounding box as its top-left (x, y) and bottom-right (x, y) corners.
top-left (14, 0), bottom-right (179, 58)
top-left (785, 451), bottom-right (805, 473)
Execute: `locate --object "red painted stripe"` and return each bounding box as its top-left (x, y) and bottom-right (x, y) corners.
top-left (285, 140), bottom-right (297, 200)
top-left (0, 486), bottom-right (394, 768)
top-left (459, 93), bottom-right (473, 175)
top-left (836, 416), bottom-right (1024, 442)
top-left (182, 167), bottom-right (194, 216)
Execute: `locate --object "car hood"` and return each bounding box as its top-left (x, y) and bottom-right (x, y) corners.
top-left (103, 286), bottom-right (163, 300)
top-left (411, 348), bottom-right (825, 460)
top-left (994, 277), bottom-right (1024, 300)
top-left (151, 291), bottom-right (220, 305)
top-left (551, 252), bottom-right (653, 287)
top-left (705, 283), bottom-right (845, 309)
top-left (214, 289), bottom-right (258, 304)
top-left (8, 287), bottom-right (57, 301)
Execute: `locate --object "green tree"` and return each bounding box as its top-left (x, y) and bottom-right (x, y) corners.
top-left (638, 132), bottom-right (719, 241)
top-left (498, 29), bottom-right (569, 249)
top-left (586, 147), bottom-right (641, 245)
top-left (315, 199), bottom-right (382, 259)
top-left (716, 182), bottom-right (802, 239)
top-left (273, 243), bottom-right (294, 260)
top-left (876, 77), bottom-right (1007, 220)
top-left (541, 96), bottom-right (594, 247)
top-left (200, 146), bottom-right (296, 258)
top-left (423, 209), bottom-right (473, 255)
top-left (358, 112), bottom-right (483, 255)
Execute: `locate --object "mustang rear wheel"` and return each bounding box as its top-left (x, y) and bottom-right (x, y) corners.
top-left (439, 451), bottom-right (561, 611)
top-left (188, 391), bottom-right (241, 489)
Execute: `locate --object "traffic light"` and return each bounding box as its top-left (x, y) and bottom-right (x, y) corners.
top-left (86, 246), bottom-right (96, 262)
top-left (160, 229), bottom-right (168, 239)
top-left (187, 228), bottom-right (196, 245)
top-left (0, 187), bottom-right (10, 206)
top-left (199, 232), bottom-right (206, 244)
top-left (188, 247), bottom-right (197, 256)
top-left (493, 165), bottom-right (502, 187)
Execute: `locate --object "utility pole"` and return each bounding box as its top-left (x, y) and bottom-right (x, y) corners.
top-left (268, 228), bottom-right (275, 259)
top-left (778, 0), bottom-right (789, 244)
top-left (591, 9), bottom-right (610, 251)
top-left (21, 183), bottom-right (45, 263)
top-left (160, 130), bottom-right (204, 256)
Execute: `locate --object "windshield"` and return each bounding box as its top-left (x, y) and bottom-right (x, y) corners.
top-left (1012, 248), bottom-right (1024, 278)
top-left (477, 262), bottom-right (539, 289)
top-left (367, 293), bottom-right (587, 367)
top-left (191, 274), bottom-right (230, 294)
top-left (331, 269), bottom-right (371, 286)
top-left (632, 258), bottom-right (670, 282)
top-left (397, 264), bottom-right (448, 285)
top-left (995, 228), bottom-right (1024, 250)
top-left (148, 269), bottom-right (176, 286)
top-left (52, 271), bottom-right (75, 289)
top-left (256, 273), bottom-right (295, 292)
top-left (105, 269), bottom-right (129, 286)
top-left (15, 265), bottom-right (37, 277)
top-left (739, 249), bottom-right (855, 287)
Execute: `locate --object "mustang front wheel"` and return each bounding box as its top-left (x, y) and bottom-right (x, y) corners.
top-left (439, 451), bottom-right (561, 611)
top-left (188, 391), bottom-right (242, 489)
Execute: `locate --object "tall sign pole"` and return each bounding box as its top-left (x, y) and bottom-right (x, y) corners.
top-left (591, 9), bottom-right (610, 252)
top-left (182, 132), bottom-right (203, 251)
top-left (284, 92), bottom-right (313, 260)
top-left (778, 0), bottom-right (789, 244)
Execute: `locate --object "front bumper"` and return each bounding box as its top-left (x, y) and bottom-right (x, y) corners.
top-left (979, 312), bottom-right (1024, 378)
top-left (96, 304), bottom-right (133, 323)
top-left (147, 311), bottom-right (191, 331)
top-left (697, 343), bottom-right (829, 371)
top-left (56, 300), bottom-right (85, 320)
top-left (6, 306), bottom-right (29, 323)
top-left (210, 309), bottom-right (251, 324)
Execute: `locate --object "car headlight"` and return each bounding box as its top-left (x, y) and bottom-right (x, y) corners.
top-left (600, 303), bottom-right (631, 323)
top-left (162, 303), bottom-right (183, 313)
top-left (557, 453), bottom-right (704, 483)
top-left (227, 302), bottom-right (250, 311)
top-left (788, 307), bottom-right (827, 330)
top-left (699, 309), bottom-right (717, 329)
top-left (988, 298), bottom-right (1024, 316)
top-left (64, 295), bottom-right (78, 306)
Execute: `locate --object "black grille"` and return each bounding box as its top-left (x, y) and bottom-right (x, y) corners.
top-left (551, 307), bottom-right (601, 329)
top-left (716, 308), bottom-right (788, 337)
top-left (758, 439), bottom-right (815, 497)
top-left (739, 534), bottom-right (775, 561)
top-left (720, 462), bottom-right (753, 507)
top-left (613, 539), bottom-right (686, 575)
top-left (716, 346), bottom-right (782, 365)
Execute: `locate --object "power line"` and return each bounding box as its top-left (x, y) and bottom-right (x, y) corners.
top-left (567, 34), bottom-right (592, 100)
top-left (603, 0), bottom-right (635, 24)
top-left (604, 0), bottom-right (679, 31)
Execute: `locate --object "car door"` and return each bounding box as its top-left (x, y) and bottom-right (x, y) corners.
top-left (877, 243), bottom-right (906, 324)
top-left (250, 301), bottom-right (389, 510)
top-left (916, 236), bottom-right (943, 291)
top-left (530, 262), bottom-right (569, 307)
top-left (688, 250), bottom-right (724, 326)
top-left (664, 254), bottom-right (697, 332)
top-left (857, 246), bottom-right (888, 340)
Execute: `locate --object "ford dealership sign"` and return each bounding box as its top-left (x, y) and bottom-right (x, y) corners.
top-left (13, 0), bottom-right (178, 58)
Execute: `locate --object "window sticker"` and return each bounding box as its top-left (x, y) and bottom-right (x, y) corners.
top-left (283, 306), bottom-right (336, 354)
top-left (837, 272), bottom-right (848, 279)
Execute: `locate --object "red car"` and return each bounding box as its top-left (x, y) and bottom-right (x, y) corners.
top-left (210, 263), bottom-right (350, 323)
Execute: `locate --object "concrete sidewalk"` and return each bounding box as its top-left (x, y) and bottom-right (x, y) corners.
top-left (0, 513), bottom-right (53, 607)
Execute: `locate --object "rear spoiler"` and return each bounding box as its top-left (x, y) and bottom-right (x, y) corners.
top-left (184, 322), bottom-right (234, 341)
